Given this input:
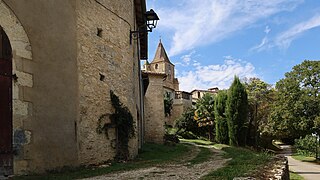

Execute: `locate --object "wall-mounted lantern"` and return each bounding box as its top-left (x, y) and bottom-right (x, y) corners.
top-left (130, 9), bottom-right (159, 44)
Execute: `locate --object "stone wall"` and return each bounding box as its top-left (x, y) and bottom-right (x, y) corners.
top-left (168, 98), bottom-right (192, 126)
top-left (144, 74), bottom-right (165, 143)
top-left (163, 64), bottom-right (175, 90)
top-left (76, 0), bottom-right (140, 164)
top-left (2, 0), bottom-right (79, 174)
top-left (1, 0), bottom-right (143, 174)
top-left (149, 62), bottom-right (176, 91)
top-left (0, 1), bottom-right (33, 174)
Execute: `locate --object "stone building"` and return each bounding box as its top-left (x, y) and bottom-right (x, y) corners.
top-left (143, 41), bottom-right (192, 143)
top-left (191, 87), bottom-right (219, 105)
top-left (0, 0), bottom-right (150, 176)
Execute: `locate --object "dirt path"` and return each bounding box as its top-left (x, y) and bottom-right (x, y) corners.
top-left (82, 144), bottom-right (229, 180)
top-left (279, 145), bottom-right (320, 180)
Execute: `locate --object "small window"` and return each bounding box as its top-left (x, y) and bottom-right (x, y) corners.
top-left (155, 64), bottom-right (158, 69)
top-left (97, 28), bottom-right (103, 37)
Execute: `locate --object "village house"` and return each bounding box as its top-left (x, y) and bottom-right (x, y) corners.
top-left (191, 87), bottom-right (219, 105)
top-left (0, 0), bottom-right (156, 176)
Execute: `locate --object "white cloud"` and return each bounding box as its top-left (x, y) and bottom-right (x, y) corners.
top-left (275, 14), bottom-right (320, 49)
top-left (250, 36), bottom-right (269, 52)
top-left (179, 50), bottom-right (196, 66)
top-left (250, 26), bottom-right (271, 52)
top-left (156, 0), bottom-right (303, 56)
top-left (264, 26), bottom-right (271, 34)
top-left (177, 56), bottom-right (257, 91)
top-left (251, 14), bottom-right (320, 51)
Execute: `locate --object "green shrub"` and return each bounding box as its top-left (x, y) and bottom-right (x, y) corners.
top-left (175, 107), bottom-right (208, 138)
top-left (294, 134), bottom-right (318, 157)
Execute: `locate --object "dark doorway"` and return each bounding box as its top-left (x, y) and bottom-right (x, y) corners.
top-left (0, 26), bottom-right (13, 176)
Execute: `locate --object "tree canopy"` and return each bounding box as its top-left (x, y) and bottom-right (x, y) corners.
top-left (244, 78), bottom-right (275, 146)
top-left (268, 60), bottom-right (320, 140)
top-left (194, 93), bottom-right (215, 127)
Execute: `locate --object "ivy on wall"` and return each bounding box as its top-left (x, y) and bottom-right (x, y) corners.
top-left (97, 90), bottom-right (135, 161)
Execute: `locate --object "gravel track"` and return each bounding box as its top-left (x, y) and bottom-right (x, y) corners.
top-left (82, 143), bottom-right (229, 180)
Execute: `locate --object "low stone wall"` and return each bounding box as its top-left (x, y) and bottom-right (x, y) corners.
top-left (270, 156), bottom-right (289, 180)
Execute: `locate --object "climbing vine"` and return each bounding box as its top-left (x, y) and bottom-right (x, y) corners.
top-left (97, 90), bottom-right (135, 161)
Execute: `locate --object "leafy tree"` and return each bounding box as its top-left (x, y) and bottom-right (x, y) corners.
top-left (268, 60), bottom-right (320, 141)
top-left (194, 93), bottom-right (215, 141)
top-left (214, 90), bottom-right (229, 144)
top-left (244, 78), bottom-right (274, 147)
top-left (226, 76), bottom-right (249, 146)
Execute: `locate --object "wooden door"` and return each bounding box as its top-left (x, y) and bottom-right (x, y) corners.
top-left (0, 26), bottom-right (13, 176)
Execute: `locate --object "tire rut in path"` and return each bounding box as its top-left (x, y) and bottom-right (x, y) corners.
top-left (82, 143), bottom-right (229, 180)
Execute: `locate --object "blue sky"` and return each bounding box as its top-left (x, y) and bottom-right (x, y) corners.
top-left (146, 0), bottom-right (320, 91)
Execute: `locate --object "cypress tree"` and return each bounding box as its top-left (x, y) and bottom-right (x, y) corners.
top-left (226, 76), bottom-right (249, 146)
top-left (215, 90), bottom-right (229, 144)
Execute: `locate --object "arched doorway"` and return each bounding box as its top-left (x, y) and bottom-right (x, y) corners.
top-left (0, 26), bottom-right (13, 176)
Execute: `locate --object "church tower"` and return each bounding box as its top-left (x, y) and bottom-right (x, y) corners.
top-left (142, 39), bottom-right (192, 143)
top-left (149, 40), bottom-right (179, 91)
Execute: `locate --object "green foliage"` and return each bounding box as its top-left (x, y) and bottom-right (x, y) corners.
top-left (164, 92), bottom-right (173, 117)
top-left (163, 125), bottom-right (180, 144)
top-left (226, 76), bottom-right (249, 146)
top-left (202, 147), bottom-right (272, 180)
top-left (175, 107), bottom-right (208, 138)
top-left (97, 90), bottom-right (135, 161)
top-left (268, 60), bottom-right (320, 140)
top-left (96, 114), bottom-right (114, 138)
top-left (194, 93), bottom-right (215, 140)
top-left (214, 90), bottom-right (229, 144)
top-left (294, 134), bottom-right (318, 157)
top-left (244, 78), bottom-right (274, 147)
top-left (194, 93), bottom-right (215, 125)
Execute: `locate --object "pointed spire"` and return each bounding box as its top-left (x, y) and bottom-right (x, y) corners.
top-left (151, 40), bottom-right (172, 64)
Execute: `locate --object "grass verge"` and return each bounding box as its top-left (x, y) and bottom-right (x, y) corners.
top-left (290, 171), bottom-right (304, 180)
top-left (13, 143), bottom-right (192, 180)
top-left (292, 155), bottom-right (320, 164)
top-left (201, 146), bottom-right (272, 180)
top-left (180, 138), bottom-right (215, 146)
